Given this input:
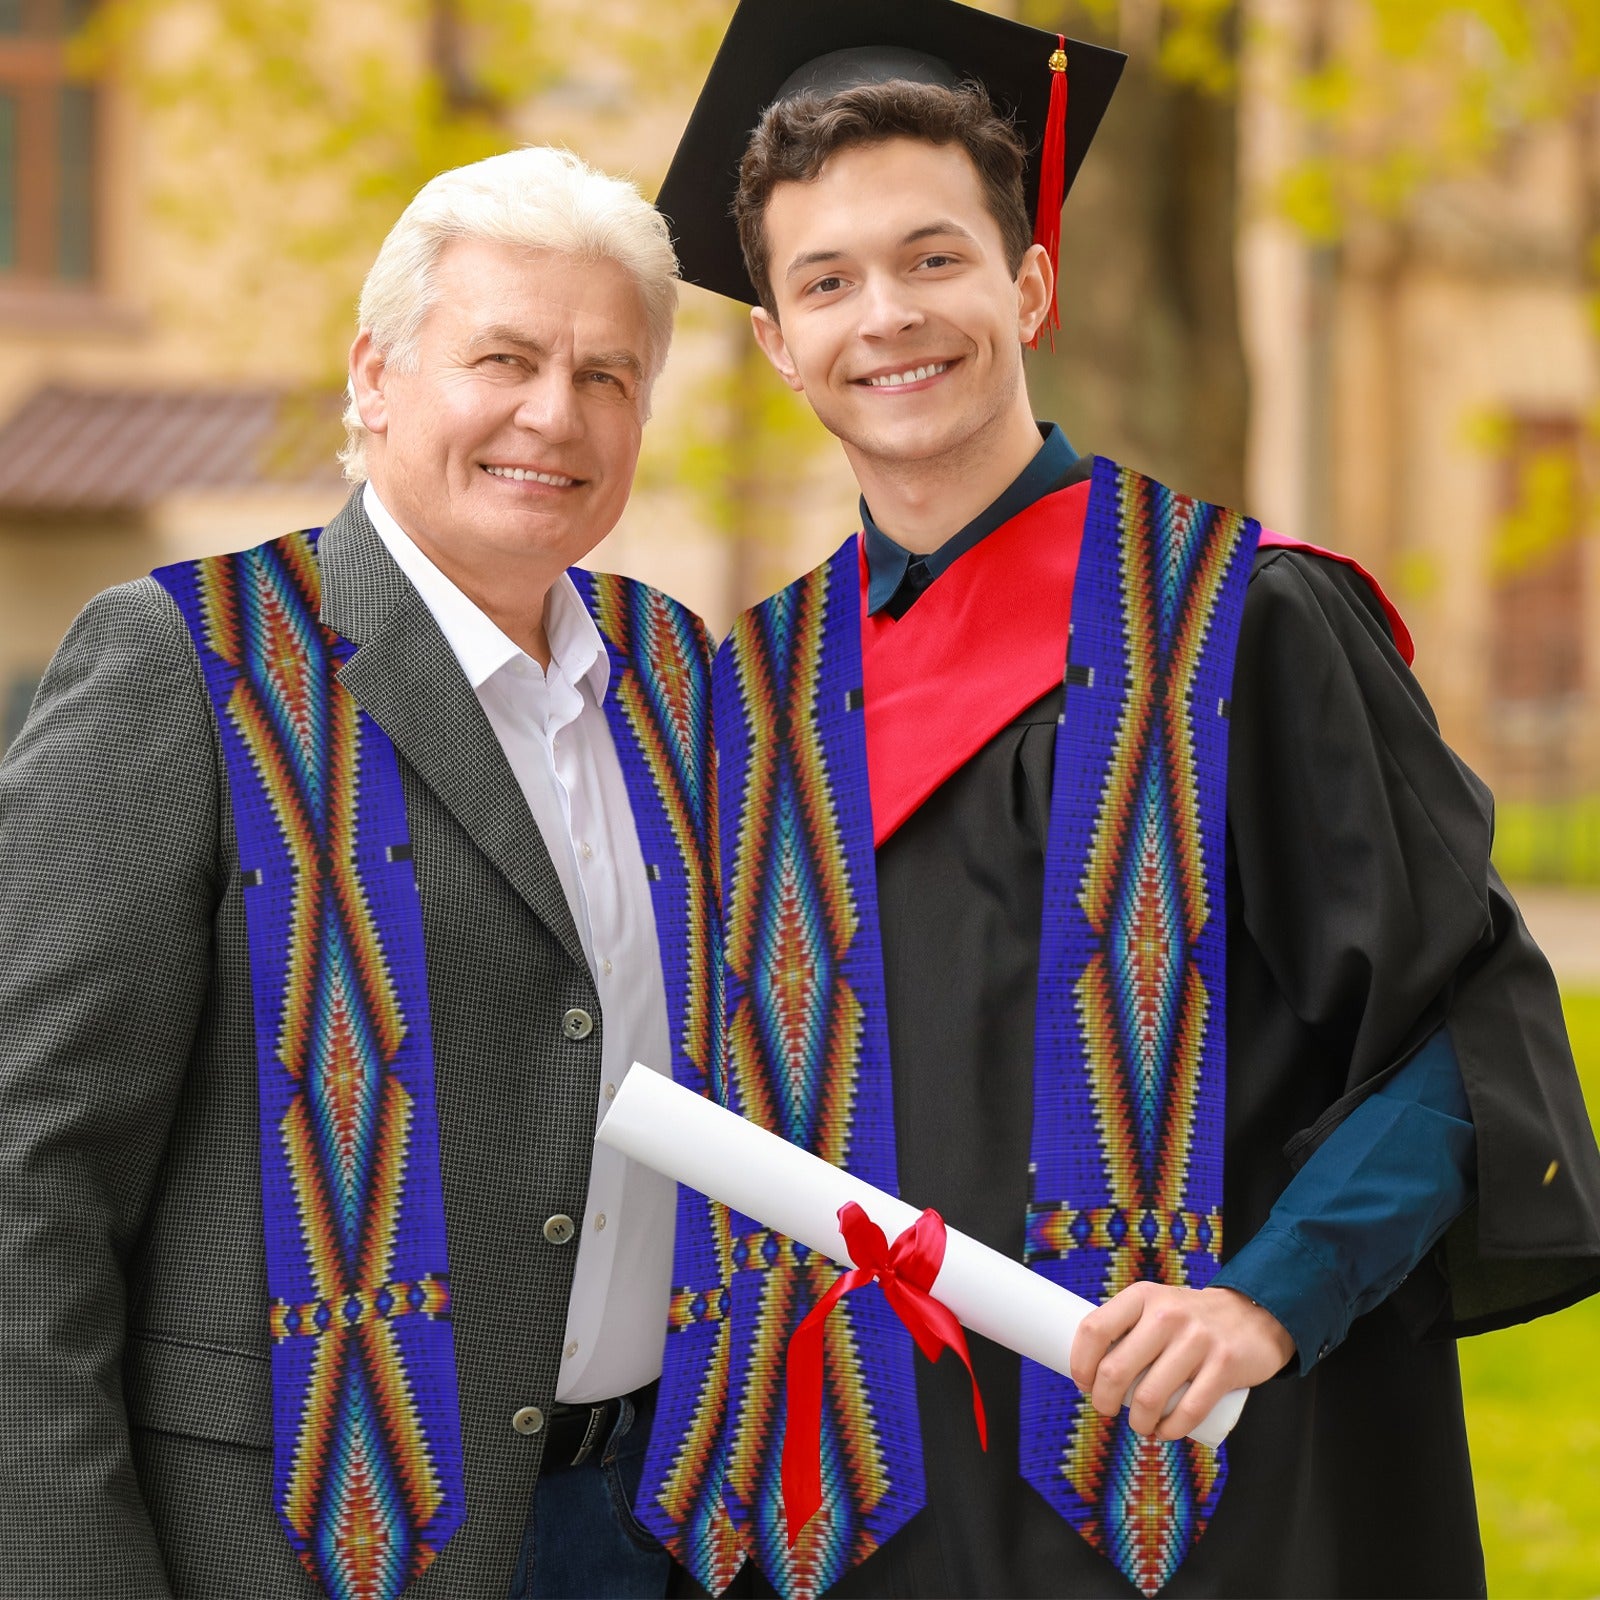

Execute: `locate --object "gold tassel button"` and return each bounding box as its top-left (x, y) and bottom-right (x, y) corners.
top-left (1049, 47), bottom-right (1069, 72)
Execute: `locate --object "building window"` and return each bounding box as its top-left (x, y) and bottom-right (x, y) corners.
top-left (0, 0), bottom-right (97, 284)
top-left (1489, 416), bottom-right (1588, 707)
top-left (1486, 414), bottom-right (1599, 883)
top-left (1486, 412), bottom-right (1594, 834)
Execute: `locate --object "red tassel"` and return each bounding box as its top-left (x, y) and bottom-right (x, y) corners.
top-left (1029, 36), bottom-right (1069, 352)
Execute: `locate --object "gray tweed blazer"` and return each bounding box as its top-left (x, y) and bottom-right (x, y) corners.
top-left (0, 494), bottom-right (650, 1597)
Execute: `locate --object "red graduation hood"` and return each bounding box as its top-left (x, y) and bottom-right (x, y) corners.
top-left (859, 485), bottom-right (1413, 847)
top-left (1255, 530), bottom-right (1415, 664)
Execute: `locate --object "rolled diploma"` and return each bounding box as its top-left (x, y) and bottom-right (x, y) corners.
top-left (599, 1063), bottom-right (1245, 1449)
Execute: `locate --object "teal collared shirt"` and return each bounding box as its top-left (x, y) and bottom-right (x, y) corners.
top-left (863, 423), bottom-right (1083, 617)
top-left (861, 422), bottom-right (1476, 1369)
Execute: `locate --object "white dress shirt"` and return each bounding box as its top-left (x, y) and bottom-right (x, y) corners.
top-left (364, 483), bottom-right (676, 1403)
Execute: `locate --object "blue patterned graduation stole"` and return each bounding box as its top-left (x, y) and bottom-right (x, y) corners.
top-left (713, 547), bottom-right (923, 1599)
top-left (154, 532), bottom-right (465, 1600)
top-left (572, 571), bottom-right (747, 1592)
top-left (674, 458), bottom-right (1258, 1600)
top-left (1021, 459), bottom-right (1258, 1595)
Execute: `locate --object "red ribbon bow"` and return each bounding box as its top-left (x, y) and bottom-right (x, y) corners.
top-left (781, 1202), bottom-right (988, 1544)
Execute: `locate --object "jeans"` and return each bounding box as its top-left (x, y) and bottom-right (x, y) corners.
top-left (509, 1383), bottom-right (671, 1600)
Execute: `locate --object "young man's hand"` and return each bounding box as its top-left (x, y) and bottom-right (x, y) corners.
top-left (1069, 1283), bottom-right (1296, 1442)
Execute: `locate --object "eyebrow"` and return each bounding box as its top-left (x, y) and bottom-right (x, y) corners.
top-left (783, 219), bottom-right (980, 281)
top-left (469, 326), bottom-right (547, 355)
top-left (584, 349), bottom-right (648, 379)
top-left (468, 327), bottom-right (646, 379)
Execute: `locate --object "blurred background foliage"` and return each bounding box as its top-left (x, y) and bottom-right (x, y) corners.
top-left (3, 7), bottom-right (1599, 1583)
top-left (64, 0), bottom-right (1600, 593)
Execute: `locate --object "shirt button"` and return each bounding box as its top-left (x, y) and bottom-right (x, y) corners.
top-left (581, 841), bottom-right (594, 859)
top-left (512, 1405), bottom-right (545, 1436)
top-left (561, 1007), bottom-right (593, 1040)
top-left (564, 1341), bottom-right (579, 1360)
top-left (601, 959), bottom-right (613, 976)
top-left (594, 1213), bottom-right (607, 1232)
top-left (603, 1083), bottom-right (617, 1101)
top-left (543, 1214), bottom-right (576, 1245)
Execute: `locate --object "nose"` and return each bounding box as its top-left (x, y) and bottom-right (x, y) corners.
top-left (855, 271), bottom-right (924, 341)
top-left (514, 368), bottom-right (583, 443)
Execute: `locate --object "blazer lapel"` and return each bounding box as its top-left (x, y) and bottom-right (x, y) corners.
top-left (316, 492), bottom-right (589, 974)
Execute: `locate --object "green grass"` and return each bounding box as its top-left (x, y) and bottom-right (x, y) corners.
top-left (1492, 799), bottom-right (1600, 887)
top-left (1459, 990), bottom-right (1600, 1597)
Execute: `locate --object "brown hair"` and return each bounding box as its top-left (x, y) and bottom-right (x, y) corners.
top-left (734, 79), bottom-right (1032, 316)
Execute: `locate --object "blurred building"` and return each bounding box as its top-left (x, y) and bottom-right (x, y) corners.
top-left (4, 0), bottom-right (1598, 886)
top-left (0, 0), bottom-right (852, 749)
top-left (0, 0), bottom-right (352, 744)
top-left (1239, 0), bottom-right (1600, 878)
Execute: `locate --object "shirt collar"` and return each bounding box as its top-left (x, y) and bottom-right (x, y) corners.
top-left (362, 481), bottom-right (610, 702)
top-left (862, 422), bottom-right (1079, 615)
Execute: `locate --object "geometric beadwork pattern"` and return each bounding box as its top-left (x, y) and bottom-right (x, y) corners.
top-left (710, 543), bottom-right (923, 1600)
top-left (1024, 1204), bottom-right (1223, 1263)
top-left (575, 570), bottom-right (716, 1098)
top-left (1022, 458), bottom-right (1259, 1597)
top-left (269, 1275), bottom-right (451, 1339)
top-left (569, 570), bottom-right (745, 1594)
top-left (154, 530), bottom-right (464, 1600)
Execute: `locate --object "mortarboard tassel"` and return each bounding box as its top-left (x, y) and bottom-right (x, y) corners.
top-left (1029, 36), bottom-right (1069, 351)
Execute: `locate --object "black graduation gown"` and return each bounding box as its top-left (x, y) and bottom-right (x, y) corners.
top-left (720, 544), bottom-right (1600, 1599)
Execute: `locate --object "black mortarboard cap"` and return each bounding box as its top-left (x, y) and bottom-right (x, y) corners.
top-left (658, 0), bottom-right (1127, 309)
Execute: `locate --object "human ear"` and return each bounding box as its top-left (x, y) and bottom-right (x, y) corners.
top-left (349, 330), bottom-right (390, 435)
top-left (750, 306), bottom-right (805, 393)
top-left (1015, 243), bottom-right (1054, 345)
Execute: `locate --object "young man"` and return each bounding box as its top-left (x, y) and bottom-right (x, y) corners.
top-left (639, 3), bottom-right (1600, 1597)
top-left (0, 148), bottom-right (710, 1599)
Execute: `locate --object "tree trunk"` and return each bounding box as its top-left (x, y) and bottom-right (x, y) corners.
top-left (1027, 9), bottom-right (1250, 510)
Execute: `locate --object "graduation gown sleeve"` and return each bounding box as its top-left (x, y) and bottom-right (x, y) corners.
top-left (1225, 547), bottom-right (1600, 1337)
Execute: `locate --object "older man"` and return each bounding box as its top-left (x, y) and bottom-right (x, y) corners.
top-left (0, 147), bottom-right (710, 1600)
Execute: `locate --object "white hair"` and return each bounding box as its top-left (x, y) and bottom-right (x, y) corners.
top-left (340, 145), bottom-right (679, 482)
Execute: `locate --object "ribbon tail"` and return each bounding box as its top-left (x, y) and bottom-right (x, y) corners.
top-left (782, 1268), bottom-right (869, 1545)
top-left (882, 1279), bottom-right (988, 1452)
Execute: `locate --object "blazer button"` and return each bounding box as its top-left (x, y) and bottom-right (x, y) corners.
top-left (561, 1007), bottom-right (594, 1041)
top-left (512, 1405), bottom-right (545, 1436)
top-left (544, 1214), bottom-right (576, 1245)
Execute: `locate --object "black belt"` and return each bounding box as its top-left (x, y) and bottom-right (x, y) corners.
top-left (543, 1380), bottom-right (656, 1470)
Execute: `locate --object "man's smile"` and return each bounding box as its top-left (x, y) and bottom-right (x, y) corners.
top-left (480, 463), bottom-right (584, 487)
top-left (853, 359), bottom-right (958, 391)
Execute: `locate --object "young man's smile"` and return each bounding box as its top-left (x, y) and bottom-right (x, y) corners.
top-left (853, 358), bottom-right (958, 391)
